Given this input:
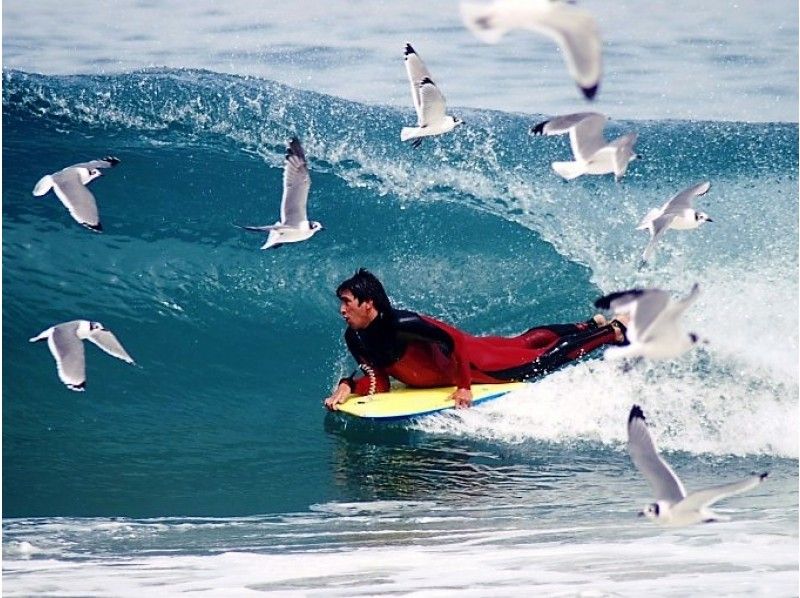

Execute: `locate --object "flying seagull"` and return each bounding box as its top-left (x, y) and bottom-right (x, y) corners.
top-left (531, 112), bottom-right (638, 181)
top-left (32, 156), bottom-right (121, 231)
top-left (628, 404), bottom-right (768, 526)
top-left (30, 320), bottom-right (135, 391)
top-left (401, 43), bottom-right (463, 148)
top-left (237, 138), bottom-right (322, 249)
top-left (460, 0), bottom-right (602, 99)
top-left (594, 284), bottom-right (702, 360)
top-left (638, 181), bottom-right (713, 263)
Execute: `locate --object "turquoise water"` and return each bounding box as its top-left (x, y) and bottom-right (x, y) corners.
top-left (2, 1), bottom-right (798, 595)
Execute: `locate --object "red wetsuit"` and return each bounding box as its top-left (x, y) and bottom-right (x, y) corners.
top-left (341, 308), bottom-right (618, 395)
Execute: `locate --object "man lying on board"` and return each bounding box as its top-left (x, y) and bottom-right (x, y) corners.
top-left (324, 269), bottom-right (627, 410)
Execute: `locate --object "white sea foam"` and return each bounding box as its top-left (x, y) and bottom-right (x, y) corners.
top-left (3, 521), bottom-right (797, 597)
top-left (415, 356), bottom-right (798, 458)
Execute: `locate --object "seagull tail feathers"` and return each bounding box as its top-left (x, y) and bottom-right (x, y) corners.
top-left (551, 161), bottom-right (585, 181)
top-left (32, 175), bottom-right (54, 197)
top-left (401, 127), bottom-right (422, 142)
top-left (459, 2), bottom-right (508, 44)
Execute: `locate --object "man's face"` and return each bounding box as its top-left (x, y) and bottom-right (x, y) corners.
top-left (339, 290), bottom-right (375, 330)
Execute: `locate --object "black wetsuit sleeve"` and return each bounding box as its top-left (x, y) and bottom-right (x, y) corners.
top-left (342, 328), bottom-right (390, 395)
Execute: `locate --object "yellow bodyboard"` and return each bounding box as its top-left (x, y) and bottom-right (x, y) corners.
top-left (336, 382), bottom-right (528, 420)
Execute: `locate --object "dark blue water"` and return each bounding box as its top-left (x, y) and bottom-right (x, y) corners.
top-left (2, 69), bottom-right (603, 517)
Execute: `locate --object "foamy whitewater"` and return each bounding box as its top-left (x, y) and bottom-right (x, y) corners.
top-left (3, 1), bottom-right (798, 596)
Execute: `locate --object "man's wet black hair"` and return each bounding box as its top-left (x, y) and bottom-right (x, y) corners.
top-left (337, 268), bottom-right (393, 315)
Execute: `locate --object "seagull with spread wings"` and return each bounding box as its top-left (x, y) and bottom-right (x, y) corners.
top-left (460, 0), bottom-right (602, 99)
top-left (237, 138), bottom-right (322, 249)
top-left (594, 285), bottom-right (703, 361)
top-left (400, 43), bottom-right (463, 149)
top-left (531, 112), bottom-right (638, 181)
top-left (30, 320), bottom-right (135, 391)
top-left (627, 405), bottom-right (768, 526)
top-left (638, 181), bottom-right (713, 263)
top-left (32, 156), bottom-right (121, 231)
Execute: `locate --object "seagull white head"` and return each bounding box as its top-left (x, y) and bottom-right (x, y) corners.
top-left (76, 320), bottom-right (106, 339)
top-left (78, 167), bottom-right (103, 185)
top-left (695, 211), bottom-right (713, 224)
top-left (639, 500), bottom-right (671, 520)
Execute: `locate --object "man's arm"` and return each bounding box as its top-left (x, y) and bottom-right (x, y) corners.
top-left (324, 381), bottom-right (353, 410)
top-left (324, 331), bottom-right (391, 410)
top-left (323, 365), bottom-right (391, 410)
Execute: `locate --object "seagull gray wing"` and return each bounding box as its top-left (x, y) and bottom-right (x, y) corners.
top-left (51, 170), bottom-right (101, 230)
top-left (674, 473), bottom-right (767, 514)
top-left (419, 78), bottom-right (447, 127)
top-left (404, 43), bottom-right (433, 124)
top-left (569, 113), bottom-right (608, 160)
top-left (280, 138), bottom-right (311, 227)
top-left (49, 321), bottom-right (86, 390)
top-left (663, 181), bottom-right (712, 215)
top-left (531, 113), bottom-right (606, 161)
top-left (656, 283), bottom-right (700, 325)
top-left (641, 213), bottom-right (676, 262)
top-left (71, 156), bottom-right (121, 170)
top-left (528, 5), bottom-right (602, 99)
top-left (627, 405), bottom-right (687, 503)
top-left (459, 1), bottom-right (509, 44)
top-left (533, 112), bottom-right (600, 134)
top-left (608, 132), bottom-right (638, 152)
top-left (610, 132), bottom-right (638, 174)
top-left (596, 288), bottom-right (670, 343)
top-left (629, 291), bottom-right (674, 342)
top-left (86, 328), bottom-right (135, 364)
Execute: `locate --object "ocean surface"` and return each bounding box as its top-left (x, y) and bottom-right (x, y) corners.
top-left (2, 1), bottom-right (798, 596)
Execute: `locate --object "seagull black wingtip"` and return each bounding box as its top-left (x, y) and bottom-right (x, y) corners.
top-left (286, 137), bottom-right (306, 160)
top-left (581, 83), bottom-right (599, 100)
top-left (593, 295), bottom-right (612, 309)
top-left (404, 43), bottom-right (415, 55)
top-left (530, 121), bottom-right (548, 135)
top-left (595, 289), bottom-right (646, 310)
top-left (103, 156), bottom-right (121, 166)
top-left (628, 404), bottom-right (646, 423)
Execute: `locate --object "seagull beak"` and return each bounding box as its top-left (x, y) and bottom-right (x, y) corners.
top-left (637, 511), bottom-right (645, 517)
top-left (706, 217), bottom-right (713, 222)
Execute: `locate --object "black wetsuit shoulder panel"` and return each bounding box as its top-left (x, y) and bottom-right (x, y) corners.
top-left (393, 309), bottom-right (455, 355)
top-left (344, 308), bottom-right (456, 368)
